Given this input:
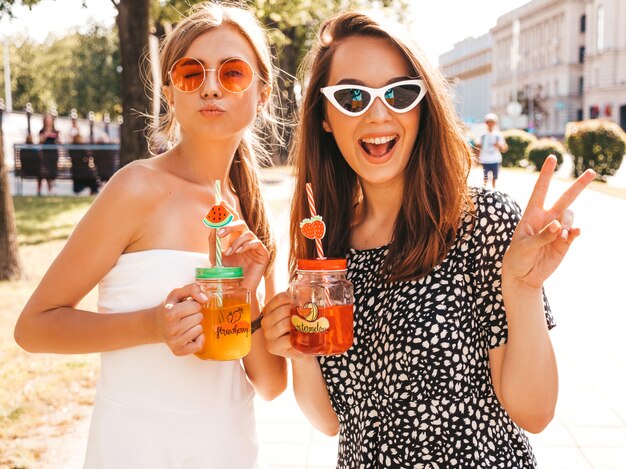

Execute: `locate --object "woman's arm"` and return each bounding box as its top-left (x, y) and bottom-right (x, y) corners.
top-left (262, 292), bottom-right (339, 435)
top-left (489, 156), bottom-right (595, 433)
top-left (242, 267), bottom-right (288, 400)
top-left (488, 287), bottom-right (557, 433)
top-left (14, 164), bottom-right (205, 356)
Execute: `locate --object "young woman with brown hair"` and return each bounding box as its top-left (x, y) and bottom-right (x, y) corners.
top-left (262, 10), bottom-right (595, 468)
top-left (15, 2), bottom-right (286, 467)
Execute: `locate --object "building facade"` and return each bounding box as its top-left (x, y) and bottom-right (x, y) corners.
top-left (440, 0), bottom-right (626, 136)
top-left (582, 0), bottom-right (626, 129)
top-left (491, 0), bottom-right (587, 137)
top-left (439, 34), bottom-right (492, 125)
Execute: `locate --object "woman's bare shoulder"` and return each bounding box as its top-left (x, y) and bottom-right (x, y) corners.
top-left (97, 158), bottom-right (170, 205)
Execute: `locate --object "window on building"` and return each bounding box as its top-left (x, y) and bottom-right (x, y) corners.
top-left (577, 109), bottom-right (583, 121)
top-left (579, 46), bottom-right (585, 63)
top-left (597, 6), bottom-right (604, 51)
top-left (580, 14), bottom-right (586, 33)
top-left (579, 77), bottom-right (584, 95)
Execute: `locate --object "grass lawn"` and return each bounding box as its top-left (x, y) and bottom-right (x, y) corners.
top-left (1, 197), bottom-right (99, 469)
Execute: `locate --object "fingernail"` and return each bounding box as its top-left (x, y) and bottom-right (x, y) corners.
top-left (549, 222), bottom-right (559, 233)
top-left (225, 247), bottom-right (232, 256)
top-left (199, 292), bottom-right (209, 302)
top-left (217, 229), bottom-right (225, 236)
top-left (561, 229), bottom-right (569, 240)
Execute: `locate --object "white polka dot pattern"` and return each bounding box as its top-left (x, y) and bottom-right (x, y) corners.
top-left (319, 187), bottom-right (554, 468)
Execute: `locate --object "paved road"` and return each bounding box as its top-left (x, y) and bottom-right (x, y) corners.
top-left (21, 167), bottom-right (626, 468)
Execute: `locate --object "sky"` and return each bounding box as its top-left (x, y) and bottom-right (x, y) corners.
top-left (0, 0), bottom-right (532, 65)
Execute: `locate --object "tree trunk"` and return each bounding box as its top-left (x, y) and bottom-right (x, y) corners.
top-left (0, 131), bottom-right (22, 281)
top-left (117, 0), bottom-right (151, 166)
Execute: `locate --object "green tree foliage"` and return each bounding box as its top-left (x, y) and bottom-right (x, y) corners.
top-left (0, 26), bottom-right (121, 118)
top-left (566, 119), bottom-right (626, 180)
top-left (0, 0), bottom-right (42, 17)
top-left (51, 27), bottom-right (121, 117)
top-left (502, 129), bottom-right (536, 167)
top-left (525, 138), bottom-right (565, 171)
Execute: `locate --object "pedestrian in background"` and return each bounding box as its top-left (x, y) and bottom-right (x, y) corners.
top-left (37, 113), bottom-right (60, 195)
top-left (477, 112), bottom-right (508, 188)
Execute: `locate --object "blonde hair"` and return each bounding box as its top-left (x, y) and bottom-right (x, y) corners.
top-left (289, 11), bottom-right (473, 282)
top-left (153, 1), bottom-right (278, 267)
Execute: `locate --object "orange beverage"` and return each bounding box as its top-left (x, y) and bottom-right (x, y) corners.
top-left (290, 304), bottom-right (353, 355)
top-left (290, 258), bottom-right (354, 356)
top-left (195, 267), bottom-right (251, 361)
top-left (196, 299), bottom-right (251, 361)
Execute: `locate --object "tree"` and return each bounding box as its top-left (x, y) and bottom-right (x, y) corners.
top-left (0, 105), bottom-right (22, 280)
top-left (3, 37), bottom-right (46, 114)
top-left (114, 0), bottom-right (151, 165)
top-left (46, 27), bottom-right (121, 117)
top-left (3, 28), bottom-right (122, 118)
top-left (0, 0), bottom-right (151, 280)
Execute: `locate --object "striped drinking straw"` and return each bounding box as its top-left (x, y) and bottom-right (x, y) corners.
top-left (215, 180), bottom-right (222, 268)
top-left (305, 183), bottom-right (333, 307)
top-left (305, 182), bottom-right (325, 260)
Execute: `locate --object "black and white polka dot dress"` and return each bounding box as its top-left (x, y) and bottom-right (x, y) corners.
top-left (319, 188), bottom-right (554, 469)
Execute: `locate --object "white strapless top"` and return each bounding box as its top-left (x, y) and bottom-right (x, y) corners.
top-left (84, 250), bottom-right (260, 469)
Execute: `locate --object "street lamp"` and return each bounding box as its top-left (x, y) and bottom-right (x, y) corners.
top-left (25, 102), bottom-right (33, 136)
top-left (88, 111), bottom-right (95, 143)
top-left (104, 112), bottom-right (110, 137)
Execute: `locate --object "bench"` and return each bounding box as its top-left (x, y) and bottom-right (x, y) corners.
top-left (13, 144), bottom-right (120, 195)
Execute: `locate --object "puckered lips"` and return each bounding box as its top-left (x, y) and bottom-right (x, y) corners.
top-left (358, 133), bottom-right (399, 164)
top-left (199, 103), bottom-right (226, 117)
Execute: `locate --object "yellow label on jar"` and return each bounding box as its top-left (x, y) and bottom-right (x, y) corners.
top-left (291, 302), bottom-right (330, 333)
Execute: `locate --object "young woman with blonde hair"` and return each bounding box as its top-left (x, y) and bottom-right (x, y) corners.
top-left (15, 2), bottom-right (286, 467)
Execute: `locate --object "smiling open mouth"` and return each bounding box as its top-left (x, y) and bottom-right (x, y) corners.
top-left (359, 135), bottom-right (398, 157)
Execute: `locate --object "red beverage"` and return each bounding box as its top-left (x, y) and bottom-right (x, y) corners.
top-left (290, 258), bottom-right (354, 356)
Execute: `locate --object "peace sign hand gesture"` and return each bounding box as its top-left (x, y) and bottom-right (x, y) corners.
top-left (502, 155), bottom-right (596, 289)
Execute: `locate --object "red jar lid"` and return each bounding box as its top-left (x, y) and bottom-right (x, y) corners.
top-left (297, 258), bottom-right (347, 271)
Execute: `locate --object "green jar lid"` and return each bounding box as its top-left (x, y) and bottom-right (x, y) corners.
top-left (195, 266), bottom-right (243, 279)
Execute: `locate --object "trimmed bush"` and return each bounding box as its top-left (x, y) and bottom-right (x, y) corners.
top-left (502, 129), bottom-right (537, 167)
top-left (566, 119), bottom-right (626, 180)
top-left (525, 139), bottom-right (565, 171)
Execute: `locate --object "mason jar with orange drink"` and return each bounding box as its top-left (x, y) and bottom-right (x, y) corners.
top-left (194, 266), bottom-right (251, 361)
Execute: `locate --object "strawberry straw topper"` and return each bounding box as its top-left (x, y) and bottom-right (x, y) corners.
top-left (302, 183), bottom-right (326, 259)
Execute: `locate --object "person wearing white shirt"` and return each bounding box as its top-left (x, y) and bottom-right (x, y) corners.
top-left (477, 113), bottom-right (508, 188)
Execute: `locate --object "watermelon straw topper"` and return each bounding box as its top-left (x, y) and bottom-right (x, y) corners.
top-left (203, 204), bottom-right (234, 229)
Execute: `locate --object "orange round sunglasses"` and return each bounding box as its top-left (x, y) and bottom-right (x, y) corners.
top-left (168, 56), bottom-right (267, 93)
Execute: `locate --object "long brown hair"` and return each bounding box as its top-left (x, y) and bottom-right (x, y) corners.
top-left (153, 1), bottom-right (278, 267)
top-left (289, 11), bottom-right (472, 282)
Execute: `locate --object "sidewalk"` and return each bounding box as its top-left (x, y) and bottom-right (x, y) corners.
top-left (38, 166), bottom-right (626, 468)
